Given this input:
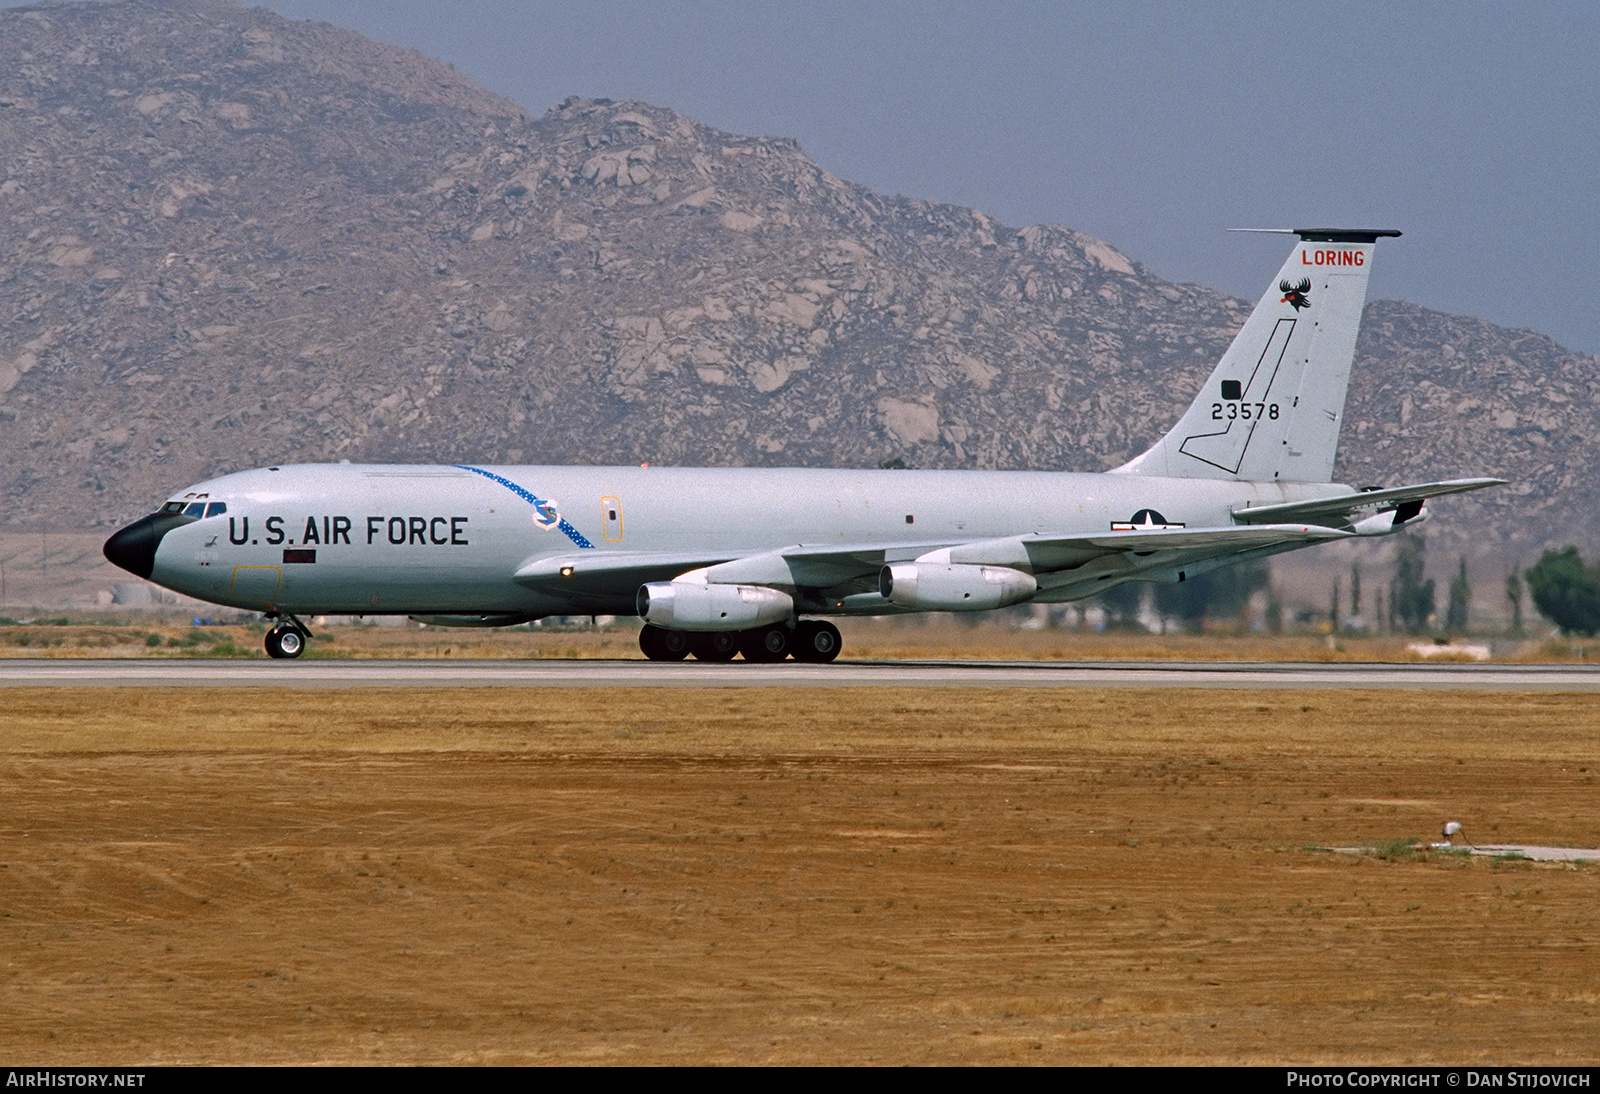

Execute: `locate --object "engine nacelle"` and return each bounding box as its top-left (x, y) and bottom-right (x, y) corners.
top-left (879, 563), bottom-right (1037, 612)
top-left (637, 581), bottom-right (794, 631)
top-left (1353, 501), bottom-right (1428, 536)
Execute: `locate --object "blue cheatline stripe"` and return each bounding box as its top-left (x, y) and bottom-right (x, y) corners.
top-left (454, 464), bottom-right (595, 549)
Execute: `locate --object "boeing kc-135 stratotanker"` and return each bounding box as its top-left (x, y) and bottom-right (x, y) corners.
top-left (104, 229), bottom-right (1501, 661)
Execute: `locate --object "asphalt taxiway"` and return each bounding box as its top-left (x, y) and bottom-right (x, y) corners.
top-left (5, 658), bottom-right (1600, 689)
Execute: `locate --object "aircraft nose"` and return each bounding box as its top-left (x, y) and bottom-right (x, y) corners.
top-left (103, 514), bottom-right (177, 579)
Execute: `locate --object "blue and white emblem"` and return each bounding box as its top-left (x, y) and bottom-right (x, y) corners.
top-left (531, 499), bottom-right (561, 529)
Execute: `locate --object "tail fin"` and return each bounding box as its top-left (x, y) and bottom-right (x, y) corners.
top-left (1113, 228), bottom-right (1399, 483)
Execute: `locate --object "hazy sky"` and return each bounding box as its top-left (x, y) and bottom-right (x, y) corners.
top-left (58, 1), bottom-right (1600, 352)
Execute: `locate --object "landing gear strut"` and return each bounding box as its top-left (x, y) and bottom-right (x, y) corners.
top-left (264, 614), bottom-right (312, 659)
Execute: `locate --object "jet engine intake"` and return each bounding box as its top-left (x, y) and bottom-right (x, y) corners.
top-left (879, 563), bottom-right (1037, 611)
top-left (637, 581), bottom-right (794, 631)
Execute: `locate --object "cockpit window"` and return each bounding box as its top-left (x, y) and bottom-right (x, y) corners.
top-left (161, 501), bottom-right (186, 514)
top-left (205, 502), bottom-right (227, 518)
top-left (183, 502), bottom-right (206, 518)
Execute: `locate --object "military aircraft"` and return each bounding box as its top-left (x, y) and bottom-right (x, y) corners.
top-left (103, 228), bottom-right (1500, 661)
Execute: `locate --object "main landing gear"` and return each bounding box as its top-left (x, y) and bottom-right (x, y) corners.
top-left (263, 614), bottom-right (312, 659)
top-left (639, 620), bottom-right (842, 663)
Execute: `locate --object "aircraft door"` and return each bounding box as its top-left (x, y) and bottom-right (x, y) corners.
top-left (601, 496), bottom-right (623, 542)
top-left (230, 565), bottom-right (282, 609)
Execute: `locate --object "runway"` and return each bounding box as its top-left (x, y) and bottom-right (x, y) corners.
top-left (5, 657), bottom-right (1600, 689)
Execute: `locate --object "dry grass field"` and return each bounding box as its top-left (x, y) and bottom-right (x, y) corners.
top-left (2, 683), bottom-right (1597, 1065)
top-left (1, 613), bottom-right (1592, 663)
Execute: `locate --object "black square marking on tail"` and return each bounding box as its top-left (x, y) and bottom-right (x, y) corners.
top-left (1220, 380), bottom-right (1242, 400)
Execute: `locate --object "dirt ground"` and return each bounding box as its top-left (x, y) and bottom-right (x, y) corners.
top-left (2, 684), bottom-right (1597, 1065)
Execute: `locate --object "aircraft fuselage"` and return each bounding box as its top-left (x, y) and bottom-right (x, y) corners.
top-left (115, 462), bottom-right (1351, 617)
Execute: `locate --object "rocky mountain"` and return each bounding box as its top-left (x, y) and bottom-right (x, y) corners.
top-left (2, 0), bottom-right (1596, 577)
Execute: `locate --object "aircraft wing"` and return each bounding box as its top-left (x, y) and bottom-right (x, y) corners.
top-left (513, 550), bottom-right (746, 601)
top-left (681, 528), bottom-right (1344, 590)
top-left (1031, 524), bottom-right (1352, 553)
top-left (897, 523), bottom-right (1349, 569)
top-left (1230, 478), bottom-right (1505, 527)
top-left (513, 540), bottom-right (958, 594)
top-left (927, 523), bottom-right (1353, 603)
top-left (517, 525), bottom-right (1352, 615)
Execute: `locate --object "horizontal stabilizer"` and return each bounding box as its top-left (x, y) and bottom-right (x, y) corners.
top-left (1230, 478), bottom-right (1505, 526)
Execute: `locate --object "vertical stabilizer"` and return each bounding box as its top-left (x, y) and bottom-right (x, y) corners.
top-left (1113, 228), bottom-right (1399, 483)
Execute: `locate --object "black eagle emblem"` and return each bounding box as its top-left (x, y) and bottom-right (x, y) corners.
top-left (1279, 277), bottom-right (1311, 310)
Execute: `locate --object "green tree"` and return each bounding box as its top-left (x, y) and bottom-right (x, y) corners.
top-left (1152, 559), bottom-right (1270, 631)
top-left (1265, 589), bottom-right (1283, 634)
top-left (1390, 534), bottom-right (1435, 634)
top-left (1445, 556), bottom-right (1471, 633)
top-left (1094, 581), bottom-right (1145, 629)
top-left (1525, 546), bottom-right (1600, 636)
top-left (1506, 568), bottom-right (1524, 635)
